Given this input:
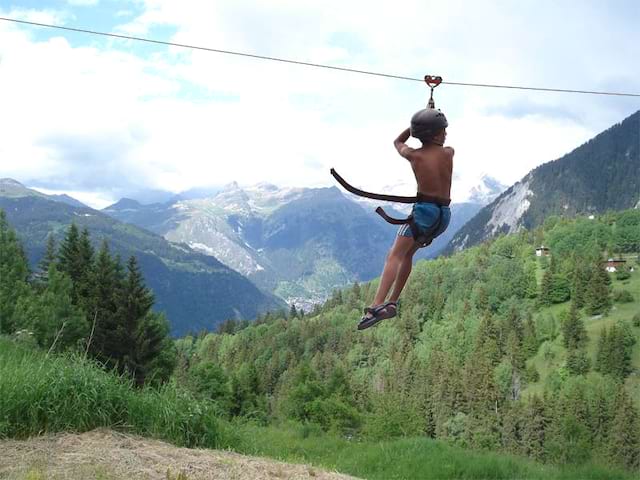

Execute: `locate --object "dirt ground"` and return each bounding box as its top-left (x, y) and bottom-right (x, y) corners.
top-left (0, 429), bottom-right (360, 480)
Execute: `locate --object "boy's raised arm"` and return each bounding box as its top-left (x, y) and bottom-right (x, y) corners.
top-left (394, 127), bottom-right (414, 159)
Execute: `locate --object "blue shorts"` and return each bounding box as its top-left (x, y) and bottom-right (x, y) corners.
top-left (398, 202), bottom-right (451, 243)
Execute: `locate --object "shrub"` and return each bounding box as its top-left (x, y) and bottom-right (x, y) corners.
top-left (613, 289), bottom-right (634, 303)
top-left (615, 268), bottom-right (631, 281)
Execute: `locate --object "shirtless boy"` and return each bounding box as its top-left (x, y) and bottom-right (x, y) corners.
top-left (358, 109), bottom-right (453, 330)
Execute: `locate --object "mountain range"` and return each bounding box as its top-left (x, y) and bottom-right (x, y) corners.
top-left (102, 175), bottom-right (505, 309)
top-left (0, 179), bottom-right (282, 336)
top-left (448, 110), bottom-right (640, 252)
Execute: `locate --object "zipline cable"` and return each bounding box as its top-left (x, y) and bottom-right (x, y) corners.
top-left (1, 16), bottom-right (640, 98)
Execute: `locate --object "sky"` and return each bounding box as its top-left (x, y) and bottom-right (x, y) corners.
top-left (0, 0), bottom-right (639, 209)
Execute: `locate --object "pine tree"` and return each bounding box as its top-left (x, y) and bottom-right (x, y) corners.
top-left (134, 311), bottom-right (175, 386)
top-left (0, 209), bottom-right (30, 333)
top-left (38, 234), bottom-right (57, 279)
top-left (116, 256), bottom-right (155, 382)
top-left (586, 263), bottom-right (611, 315)
top-left (570, 258), bottom-right (588, 309)
top-left (539, 269), bottom-right (553, 306)
top-left (525, 262), bottom-right (538, 299)
top-left (474, 313), bottom-right (502, 366)
top-left (594, 328), bottom-right (608, 374)
top-left (562, 302), bottom-right (587, 349)
top-left (550, 274), bottom-right (571, 303)
top-left (522, 313), bottom-right (539, 358)
top-left (565, 348), bottom-right (590, 375)
top-left (57, 224), bottom-right (83, 304)
top-left (521, 395), bottom-right (547, 461)
top-left (608, 386), bottom-right (640, 469)
top-left (76, 227), bottom-right (95, 312)
top-left (87, 240), bottom-right (121, 362)
top-left (596, 324), bottom-right (635, 379)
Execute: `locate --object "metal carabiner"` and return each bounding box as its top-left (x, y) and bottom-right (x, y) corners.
top-left (424, 75), bottom-right (443, 108)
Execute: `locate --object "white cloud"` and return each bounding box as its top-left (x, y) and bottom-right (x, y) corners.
top-left (1, 1), bottom-right (639, 209)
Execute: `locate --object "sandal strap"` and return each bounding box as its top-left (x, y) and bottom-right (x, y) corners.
top-left (364, 304), bottom-right (387, 315)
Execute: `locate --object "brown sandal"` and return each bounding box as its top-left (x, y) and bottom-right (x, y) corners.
top-left (358, 302), bottom-right (398, 330)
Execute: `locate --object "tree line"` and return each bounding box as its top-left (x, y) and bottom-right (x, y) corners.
top-left (0, 210), bottom-right (174, 386)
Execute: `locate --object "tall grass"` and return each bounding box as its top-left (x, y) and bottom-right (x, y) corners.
top-left (0, 338), bottom-right (227, 448)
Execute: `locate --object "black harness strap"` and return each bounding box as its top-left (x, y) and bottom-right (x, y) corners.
top-left (331, 169), bottom-right (451, 206)
top-left (331, 168), bottom-right (449, 247)
top-left (330, 168), bottom-right (419, 204)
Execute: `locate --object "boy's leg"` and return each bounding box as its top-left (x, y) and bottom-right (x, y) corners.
top-left (388, 242), bottom-right (421, 302)
top-left (371, 236), bottom-right (416, 306)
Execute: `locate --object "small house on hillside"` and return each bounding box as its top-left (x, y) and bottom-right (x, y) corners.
top-left (603, 258), bottom-right (626, 273)
top-left (535, 246), bottom-right (550, 257)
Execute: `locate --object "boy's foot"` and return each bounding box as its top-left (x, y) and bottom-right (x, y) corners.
top-left (357, 302), bottom-right (398, 330)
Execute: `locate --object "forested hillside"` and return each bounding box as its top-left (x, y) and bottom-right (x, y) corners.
top-left (0, 186), bottom-right (282, 335)
top-left (2, 204), bottom-right (639, 473)
top-left (449, 110), bottom-right (640, 252)
top-left (174, 208), bottom-right (640, 470)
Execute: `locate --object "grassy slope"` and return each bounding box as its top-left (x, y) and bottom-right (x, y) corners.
top-left (1, 338), bottom-right (635, 480)
top-left (234, 424), bottom-right (634, 480)
top-left (523, 257), bottom-right (640, 405)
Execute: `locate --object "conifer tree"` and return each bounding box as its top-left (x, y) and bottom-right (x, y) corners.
top-left (521, 394), bottom-right (548, 461)
top-left (586, 263), bottom-right (611, 315)
top-left (522, 313), bottom-right (539, 357)
top-left (0, 210), bottom-right (30, 333)
top-left (608, 386), bottom-right (640, 469)
top-left (506, 330), bottom-right (525, 373)
top-left (134, 311), bottom-right (176, 386)
top-left (539, 269), bottom-right (553, 306)
top-left (39, 233), bottom-right (57, 279)
top-left (474, 313), bottom-right (502, 365)
top-left (549, 274), bottom-right (571, 303)
top-left (116, 256), bottom-right (155, 382)
top-left (570, 256), bottom-right (590, 309)
top-left (562, 302), bottom-right (587, 349)
top-left (525, 263), bottom-right (538, 299)
top-left (594, 328), bottom-right (608, 373)
top-left (87, 240), bottom-right (120, 361)
top-left (57, 224), bottom-right (87, 305)
top-left (76, 227), bottom-right (95, 311)
top-left (565, 348), bottom-right (590, 375)
top-left (595, 324), bottom-right (635, 379)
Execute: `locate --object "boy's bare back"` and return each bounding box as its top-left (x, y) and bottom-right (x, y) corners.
top-left (394, 127), bottom-right (454, 201)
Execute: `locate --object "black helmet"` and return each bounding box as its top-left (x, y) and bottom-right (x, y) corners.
top-left (410, 108), bottom-right (448, 141)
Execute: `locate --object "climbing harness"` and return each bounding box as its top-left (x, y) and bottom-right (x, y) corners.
top-left (331, 74), bottom-right (450, 247)
top-left (330, 168), bottom-right (449, 247)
